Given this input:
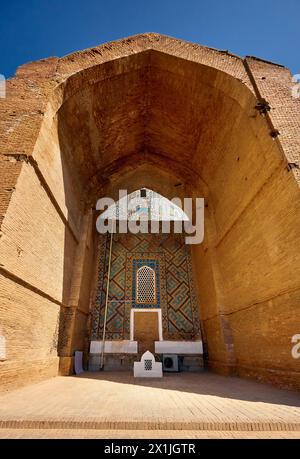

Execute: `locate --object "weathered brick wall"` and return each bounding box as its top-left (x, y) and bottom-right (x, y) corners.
top-left (190, 92), bottom-right (300, 389)
top-left (246, 57), bottom-right (300, 182)
top-left (0, 56), bottom-right (84, 391)
top-left (0, 151), bottom-right (82, 391)
top-left (0, 275), bottom-right (59, 392)
top-left (0, 162), bottom-right (77, 302)
top-left (213, 165), bottom-right (300, 389)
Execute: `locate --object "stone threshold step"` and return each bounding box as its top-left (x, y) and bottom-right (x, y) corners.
top-left (0, 420), bottom-right (299, 432)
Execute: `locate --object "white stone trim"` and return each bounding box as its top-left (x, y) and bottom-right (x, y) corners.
top-left (130, 308), bottom-right (163, 341)
top-left (90, 339), bottom-right (203, 355)
top-left (155, 340), bottom-right (203, 354)
top-left (90, 340), bottom-right (138, 354)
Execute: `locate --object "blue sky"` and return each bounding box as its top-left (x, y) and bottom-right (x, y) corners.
top-left (0, 0), bottom-right (299, 78)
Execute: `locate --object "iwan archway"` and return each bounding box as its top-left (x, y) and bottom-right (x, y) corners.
top-left (89, 187), bottom-right (203, 371)
top-left (0, 33), bottom-right (299, 392)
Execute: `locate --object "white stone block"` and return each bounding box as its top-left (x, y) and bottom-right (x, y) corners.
top-left (74, 351), bottom-right (84, 374)
top-left (90, 340), bottom-right (138, 354)
top-left (155, 340), bottom-right (203, 354)
top-left (133, 350), bottom-right (163, 378)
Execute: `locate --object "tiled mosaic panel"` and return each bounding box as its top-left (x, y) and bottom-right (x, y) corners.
top-left (91, 233), bottom-right (201, 341)
top-left (125, 251), bottom-right (168, 338)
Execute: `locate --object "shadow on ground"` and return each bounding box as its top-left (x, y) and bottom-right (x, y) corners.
top-left (76, 370), bottom-right (300, 407)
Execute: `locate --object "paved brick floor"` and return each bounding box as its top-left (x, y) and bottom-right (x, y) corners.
top-left (0, 429), bottom-right (299, 439)
top-left (0, 371), bottom-right (299, 438)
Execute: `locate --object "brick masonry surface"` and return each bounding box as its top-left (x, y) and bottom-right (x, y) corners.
top-left (0, 33), bottom-right (300, 392)
top-left (0, 372), bottom-right (299, 438)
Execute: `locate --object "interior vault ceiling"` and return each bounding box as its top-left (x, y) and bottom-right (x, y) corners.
top-left (56, 50), bottom-right (257, 191)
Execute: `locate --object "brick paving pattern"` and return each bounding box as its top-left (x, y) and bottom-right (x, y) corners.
top-left (0, 372), bottom-right (299, 438)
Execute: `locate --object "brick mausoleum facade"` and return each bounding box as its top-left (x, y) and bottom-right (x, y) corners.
top-left (0, 33), bottom-right (299, 392)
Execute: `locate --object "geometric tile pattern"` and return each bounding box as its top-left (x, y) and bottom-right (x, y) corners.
top-left (163, 235), bottom-right (201, 339)
top-left (90, 232), bottom-right (201, 341)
